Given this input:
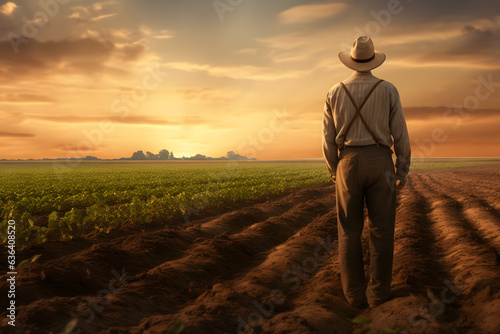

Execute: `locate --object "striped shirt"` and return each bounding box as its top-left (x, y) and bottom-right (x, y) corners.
top-left (322, 71), bottom-right (411, 181)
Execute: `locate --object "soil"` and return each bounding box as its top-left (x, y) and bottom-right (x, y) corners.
top-left (1, 166), bottom-right (499, 334)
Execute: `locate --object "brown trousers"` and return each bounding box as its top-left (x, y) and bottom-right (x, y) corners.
top-left (336, 145), bottom-right (396, 307)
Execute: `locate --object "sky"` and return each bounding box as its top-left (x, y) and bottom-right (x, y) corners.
top-left (0, 0), bottom-right (499, 160)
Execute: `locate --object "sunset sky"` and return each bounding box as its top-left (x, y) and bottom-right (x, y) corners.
top-left (0, 0), bottom-right (499, 160)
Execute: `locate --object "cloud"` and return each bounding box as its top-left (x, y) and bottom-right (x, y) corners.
top-left (138, 26), bottom-right (174, 40)
top-left (463, 24), bottom-right (493, 39)
top-left (139, 25), bottom-right (152, 35)
top-left (408, 115), bottom-right (500, 154)
top-left (390, 58), bottom-right (500, 70)
top-left (258, 14), bottom-right (500, 71)
top-left (0, 93), bottom-right (56, 104)
top-left (91, 1), bottom-right (117, 12)
top-left (28, 114), bottom-right (210, 126)
top-left (0, 131), bottom-right (35, 138)
top-left (235, 48), bottom-right (258, 55)
top-left (69, 1), bottom-right (118, 23)
top-left (91, 13), bottom-right (118, 21)
top-left (404, 107), bottom-right (500, 121)
top-left (53, 143), bottom-right (104, 153)
top-left (0, 38), bottom-right (146, 81)
top-left (84, 26), bottom-right (172, 44)
top-left (163, 61), bottom-right (309, 81)
top-left (81, 29), bottom-right (101, 39)
top-left (373, 17), bottom-right (500, 69)
top-left (279, 2), bottom-right (348, 24)
top-left (0, 2), bottom-right (17, 15)
top-left (153, 30), bottom-right (173, 39)
top-left (169, 87), bottom-right (235, 102)
top-left (110, 29), bottom-right (131, 40)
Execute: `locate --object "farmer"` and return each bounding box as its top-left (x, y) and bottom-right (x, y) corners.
top-left (322, 36), bottom-right (411, 309)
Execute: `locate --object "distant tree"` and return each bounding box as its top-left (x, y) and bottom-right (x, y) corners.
top-left (226, 151), bottom-right (248, 160)
top-left (191, 154), bottom-right (207, 160)
top-left (158, 149), bottom-right (170, 160)
top-left (131, 150), bottom-right (147, 160)
top-left (146, 151), bottom-right (158, 160)
top-left (169, 151), bottom-right (174, 160)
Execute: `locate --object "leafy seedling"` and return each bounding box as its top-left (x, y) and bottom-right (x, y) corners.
top-left (353, 314), bottom-right (371, 325)
top-left (164, 320), bottom-right (185, 334)
top-left (17, 254), bottom-right (42, 268)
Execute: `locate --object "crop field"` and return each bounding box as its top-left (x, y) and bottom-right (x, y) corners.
top-left (0, 159), bottom-right (499, 333)
top-left (0, 161), bottom-right (331, 247)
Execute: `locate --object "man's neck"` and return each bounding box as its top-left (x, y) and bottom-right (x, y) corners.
top-left (354, 70), bottom-right (372, 75)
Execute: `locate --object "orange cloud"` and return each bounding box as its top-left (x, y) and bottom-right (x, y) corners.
top-left (0, 93), bottom-right (56, 104)
top-left (404, 107), bottom-right (500, 121)
top-left (27, 114), bottom-right (211, 126)
top-left (0, 2), bottom-right (17, 16)
top-left (279, 3), bottom-right (348, 24)
top-left (0, 38), bottom-right (146, 81)
top-left (69, 1), bottom-right (117, 23)
top-left (0, 131), bottom-right (35, 138)
top-left (91, 13), bottom-right (118, 21)
top-left (163, 61), bottom-right (309, 81)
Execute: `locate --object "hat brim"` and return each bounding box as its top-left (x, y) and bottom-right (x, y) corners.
top-left (338, 51), bottom-right (386, 71)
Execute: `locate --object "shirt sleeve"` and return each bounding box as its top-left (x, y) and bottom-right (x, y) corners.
top-left (322, 90), bottom-right (339, 182)
top-left (389, 86), bottom-right (411, 181)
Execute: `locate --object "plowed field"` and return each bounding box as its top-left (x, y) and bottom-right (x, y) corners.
top-left (1, 166), bottom-right (499, 334)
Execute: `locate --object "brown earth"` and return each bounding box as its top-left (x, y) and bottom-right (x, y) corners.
top-left (1, 166), bottom-right (499, 334)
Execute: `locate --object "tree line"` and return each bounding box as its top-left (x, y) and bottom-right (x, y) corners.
top-left (130, 149), bottom-right (173, 160)
top-left (0, 150), bottom-right (255, 161)
top-left (129, 150), bottom-right (255, 161)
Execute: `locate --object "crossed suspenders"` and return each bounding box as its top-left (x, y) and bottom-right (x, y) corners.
top-left (338, 79), bottom-right (384, 150)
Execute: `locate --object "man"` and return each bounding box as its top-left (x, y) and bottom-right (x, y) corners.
top-left (322, 36), bottom-right (411, 309)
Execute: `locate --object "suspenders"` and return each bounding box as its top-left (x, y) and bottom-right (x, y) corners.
top-left (338, 79), bottom-right (384, 150)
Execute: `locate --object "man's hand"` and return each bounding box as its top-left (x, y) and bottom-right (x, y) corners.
top-left (396, 179), bottom-right (407, 190)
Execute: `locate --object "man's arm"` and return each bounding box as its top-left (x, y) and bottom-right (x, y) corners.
top-left (389, 86), bottom-right (411, 182)
top-left (322, 91), bottom-right (339, 182)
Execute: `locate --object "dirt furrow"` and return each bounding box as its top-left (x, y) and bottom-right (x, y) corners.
top-left (419, 174), bottom-right (500, 264)
top-left (0, 186), bottom-right (332, 308)
top-left (412, 173), bottom-right (500, 333)
top-left (7, 188), bottom-right (334, 333)
top-left (423, 174), bottom-right (500, 253)
top-left (260, 224), bottom-right (349, 333)
top-left (435, 168), bottom-right (500, 214)
top-left (122, 207), bottom-right (345, 334)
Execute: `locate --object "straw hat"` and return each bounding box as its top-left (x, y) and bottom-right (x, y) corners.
top-left (339, 36), bottom-right (386, 71)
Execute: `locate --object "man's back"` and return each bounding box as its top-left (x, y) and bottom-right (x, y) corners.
top-left (323, 71), bottom-right (411, 183)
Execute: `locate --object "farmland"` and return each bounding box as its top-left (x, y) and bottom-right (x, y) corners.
top-left (0, 159), bottom-right (499, 333)
top-left (0, 158), bottom-right (498, 246)
top-left (0, 161), bottom-right (332, 246)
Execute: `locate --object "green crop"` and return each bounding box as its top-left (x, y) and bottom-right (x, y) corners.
top-left (0, 161), bottom-right (331, 247)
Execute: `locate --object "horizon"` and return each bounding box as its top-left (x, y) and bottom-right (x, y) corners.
top-left (2, 156), bottom-right (500, 162)
top-left (1, 0), bottom-right (500, 160)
